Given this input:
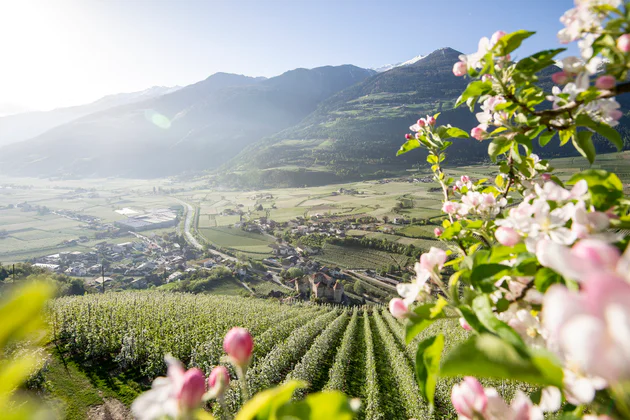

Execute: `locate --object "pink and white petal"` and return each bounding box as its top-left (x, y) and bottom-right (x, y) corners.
top-left (539, 386), bottom-right (562, 412)
top-left (484, 388), bottom-right (511, 420)
top-left (569, 180), bottom-right (588, 199)
top-left (548, 228), bottom-right (577, 246)
top-left (397, 283), bottom-right (420, 306)
top-left (561, 315), bottom-right (606, 377)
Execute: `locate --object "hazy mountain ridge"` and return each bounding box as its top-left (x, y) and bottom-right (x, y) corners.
top-left (2, 48), bottom-right (629, 182)
top-left (0, 66), bottom-right (374, 178)
top-left (0, 86), bottom-right (180, 147)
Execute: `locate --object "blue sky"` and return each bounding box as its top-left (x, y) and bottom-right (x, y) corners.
top-left (1, 0), bottom-right (575, 111)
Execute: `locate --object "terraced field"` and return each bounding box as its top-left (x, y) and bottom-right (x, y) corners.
top-left (312, 243), bottom-right (410, 270)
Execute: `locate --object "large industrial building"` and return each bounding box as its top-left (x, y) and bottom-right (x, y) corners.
top-left (115, 208), bottom-right (178, 232)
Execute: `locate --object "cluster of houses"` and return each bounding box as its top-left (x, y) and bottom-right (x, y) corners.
top-left (32, 233), bottom-right (202, 288)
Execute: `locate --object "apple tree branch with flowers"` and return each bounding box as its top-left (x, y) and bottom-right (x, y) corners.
top-left (389, 1), bottom-right (630, 419)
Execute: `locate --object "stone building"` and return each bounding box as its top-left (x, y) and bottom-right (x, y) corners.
top-left (309, 272), bottom-right (344, 303)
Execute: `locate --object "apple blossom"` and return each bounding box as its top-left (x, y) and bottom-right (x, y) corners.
top-left (419, 247), bottom-right (447, 272)
top-left (442, 201), bottom-right (461, 215)
top-left (434, 227), bottom-right (443, 237)
top-left (495, 227), bottom-right (520, 246)
top-left (617, 33), bottom-right (630, 52)
top-left (425, 115), bottom-right (436, 125)
top-left (451, 377), bottom-right (487, 419)
top-left (595, 75), bottom-right (615, 90)
top-left (417, 118), bottom-right (426, 127)
top-left (404, 133), bottom-right (411, 140)
top-left (453, 60), bottom-right (467, 76)
top-left (389, 298), bottom-right (410, 319)
top-left (223, 327), bottom-right (254, 367)
top-left (177, 368), bottom-right (206, 411)
top-left (459, 317), bottom-right (472, 331)
top-left (490, 30), bottom-right (507, 46)
top-left (499, 304), bottom-right (546, 348)
top-left (471, 124), bottom-right (487, 141)
top-left (551, 71), bottom-right (570, 85)
top-left (543, 274), bottom-right (630, 383)
top-left (460, 175), bottom-right (470, 184)
top-left (207, 366), bottom-right (230, 398)
top-left (132, 356), bottom-right (206, 420)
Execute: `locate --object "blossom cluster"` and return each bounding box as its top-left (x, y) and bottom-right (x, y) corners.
top-left (393, 2), bottom-right (630, 418)
top-left (132, 327), bottom-right (253, 419)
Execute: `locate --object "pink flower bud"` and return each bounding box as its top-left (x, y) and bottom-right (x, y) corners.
top-left (452, 377), bottom-right (487, 419)
top-left (460, 175), bottom-right (470, 184)
top-left (425, 115), bottom-right (436, 125)
top-left (611, 109), bottom-right (623, 121)
top-left (459, 317), bottom-right (472, 331)
top-left (208, 366), bottom-right (230, 397)
top-left (405, 133), bottom-right (411, 140)
top-left (495, 227), bottom-right (520, 247)
top-left (617, 34), bottom-right (630, 53)
top-left (452, 185), bottom-right (459, 192)
top-left (595, 75), bottom-right (616, 90)
top-left (453, 61), bottom-right (467, 77)
top-left (434, 227), bottom-right (443, 237)
top-left (389, 298), bottom-right (410, 319)
top-left (541, 173), bottom-right (551, 181)
top-left (491, 30), bottom-right (507, 46)
top-left (417, 118), bottom-right (426, 127)
top-left (223, 327), bottom-right (253, 366)
top-left (177, 368), bottom-right (206, 411)
top-left (571, 239), bottom-right (621, 270)
top-left (471, 125), bottom-right (486, 141)
top-left (551, 71), bottom-right (570, 85)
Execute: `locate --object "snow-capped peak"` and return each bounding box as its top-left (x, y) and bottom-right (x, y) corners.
top-left (371, 54), bottom-right (426, 73)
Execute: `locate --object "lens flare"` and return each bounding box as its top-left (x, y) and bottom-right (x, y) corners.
top-left (144, 109), bottom-right (171, 129)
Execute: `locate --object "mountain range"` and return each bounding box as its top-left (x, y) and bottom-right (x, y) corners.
top-left (0, 48), bottom-right (628, 183)
top-left (0, 86), bottom-right (181, 148)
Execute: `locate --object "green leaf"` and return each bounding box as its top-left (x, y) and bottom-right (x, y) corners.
top-left (456, 81), bottom-right (493, 108)
top-left (415, 334), bottom-right (445, 409)
top-left (0, 282), bottom-right (54, 349)
top-left (573, 130), bottom-right (596, 164)
top-left (443, 126), bottom-right (470, 139)
top-left (559, 129), bottom-right (573, 146)
top-left (458, 306), bottom-right (490, 333)
top-left (440, 334), bottom-right (563, 387)
top-left (538, 130), bottom-right (555, 147)
top-left (593, 123), bottom-right (623, 151)
top-left (405, 302), bottom-right (447, 344)
top-left (427, 155), bottom-right (438, 164)
top-left (472, 295), bottom-right (526, 349)
top-left (488, 244), bottom-right (527, 263)
top-left (515, 48), bottom-right (566, 74)
top-left (276, 391), bottom-right (357, 420)
top-left (470, 264), bottom-right (510, 292)
top-left (488, 137), bottom-right (513, 162)
top-left (494, 30), bottom-right (536, 56)
top-left (534, 268), bottom-right (562, 293)
top-left (397, 138), bottom-right (421, 156)
top-left (236, 380), bottom-right (306, 420)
